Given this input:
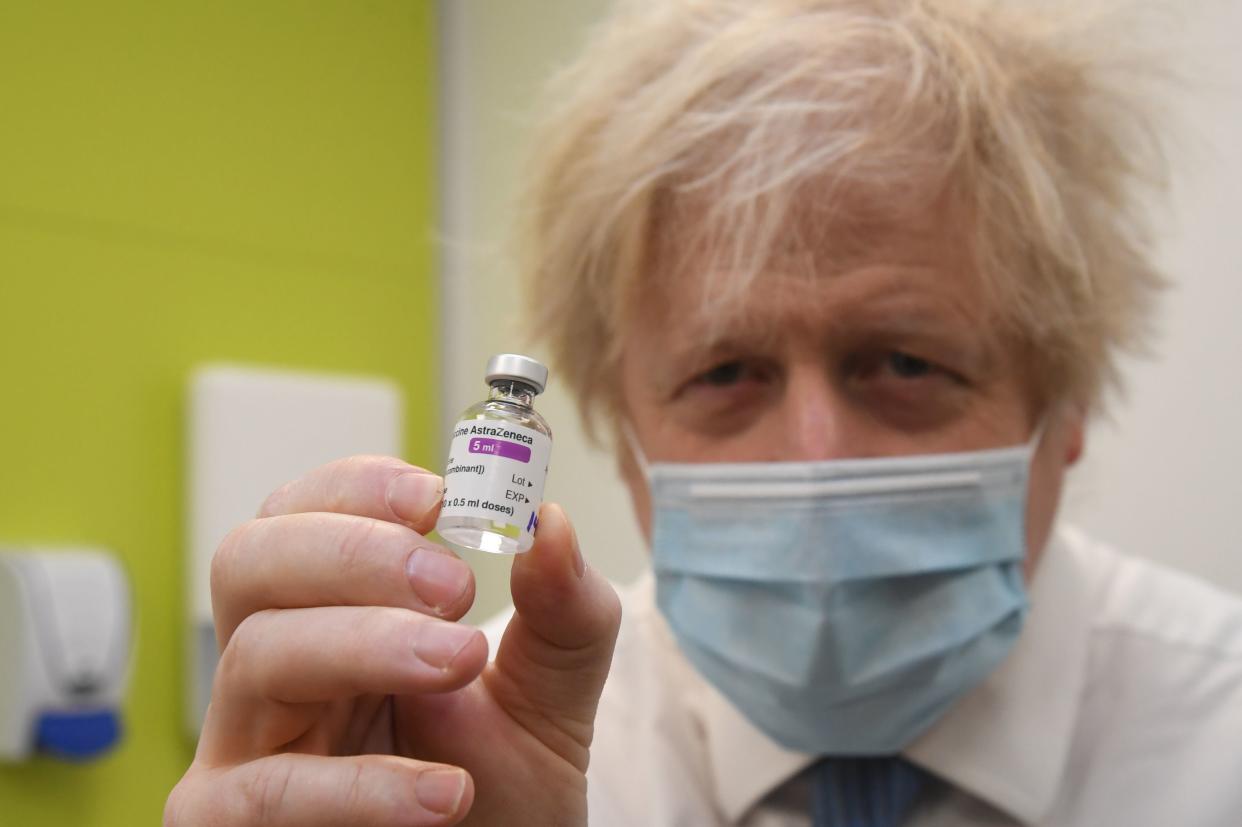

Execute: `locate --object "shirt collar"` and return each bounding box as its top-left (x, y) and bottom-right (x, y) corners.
top-left (642, 525), bottom-right (1094, 825)
top-left (636, 572), bottom-right (819, 821)
top-left (904, 525), bottom-right (1093, 823)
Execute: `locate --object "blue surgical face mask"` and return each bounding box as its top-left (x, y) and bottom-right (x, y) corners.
top-left (630, 426), bottom-right (1041, 755)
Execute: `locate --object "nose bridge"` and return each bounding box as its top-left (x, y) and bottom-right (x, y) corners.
top-left (779, 362), bottom-right (848, 461)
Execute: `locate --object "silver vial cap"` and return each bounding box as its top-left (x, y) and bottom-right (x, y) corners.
top-left (485, 353), bottom-right (549, 395)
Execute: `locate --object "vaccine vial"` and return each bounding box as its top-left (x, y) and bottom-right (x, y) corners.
top-left (435, 354), bottom-right (553, 554)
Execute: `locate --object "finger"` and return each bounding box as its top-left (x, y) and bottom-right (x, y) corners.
top-left (202, 606), bottom-right (487, 765)
top-left (212, 512), bottom-right (475, 648)
top-left (258, 455), bottom-right (445, 533)
top-left (167, 754), bottom-right (473, 827)
top-left (490, 503), bottom-right (622, 772)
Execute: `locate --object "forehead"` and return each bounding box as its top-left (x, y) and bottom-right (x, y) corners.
top-left (633, 182), bottom-right (988, 346)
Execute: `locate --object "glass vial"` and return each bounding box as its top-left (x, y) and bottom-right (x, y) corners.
top-left (435, 354), bottom-right (553, 554)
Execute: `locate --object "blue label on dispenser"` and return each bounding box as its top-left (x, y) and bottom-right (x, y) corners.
top-left (35, 709), bottom-right (121, 761)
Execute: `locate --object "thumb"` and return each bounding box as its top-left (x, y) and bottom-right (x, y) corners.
top-left (490, 503), bottom-right (621, 772)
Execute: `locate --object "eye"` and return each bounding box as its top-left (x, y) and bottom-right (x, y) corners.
top-left (697, 361), bottom-right (747, 386)
top-left (668, 357), bottom-right (774, 436)
top-left (848, 350), bottom-right (946, 383)
top-left (844, 348), bottom-right (971, 429)
top-left (886, 351), bottom-right (933, 379)
top-left (675, 359), bottom-right (774, 407)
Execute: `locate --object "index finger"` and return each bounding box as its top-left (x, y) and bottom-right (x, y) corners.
top-left (259, 455), bottom-right (444, 533)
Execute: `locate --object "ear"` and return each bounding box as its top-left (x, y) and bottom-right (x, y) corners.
top-left (1060, 404), bottom-right (1087, 466)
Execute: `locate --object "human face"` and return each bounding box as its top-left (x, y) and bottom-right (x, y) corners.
top-left (617, 199), bottom-right (1084, 574)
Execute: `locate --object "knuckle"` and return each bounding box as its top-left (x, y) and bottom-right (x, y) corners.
top-left (325, 455), bottom-right (390, 512)
top-left (321, 458), bottom-right (359, 514)
top-left (358, 605), bottom-right (408, 644)
top-left (351, 607), bottom-right (422, 670)
top-left (333, 516), bottom-right (386, 579)
top-left (342, 760), bottom-right (369, 815)
top-left (210, 521), bottom-right (255, 600)
top-left (215, 609), bottom-right (277, 696)
top-left (347, 453), bottom-right (418, 474)
top-left (163, 777), bottom-right (193, 827)
top-left (339, 453), bottom-right (419, 499)
top-left (361, 758), bottom-right (428, 826)
top-left (257, 479), bottom-right (295, 518)
top-left (241, 760), bottom-right (295, 823)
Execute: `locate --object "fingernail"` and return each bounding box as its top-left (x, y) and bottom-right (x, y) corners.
top-left (412, 621), bottom-right (478, 670)
top-left (415, 768), bottom-right (466, 815)
top-left (555, 504), bottom-right (585, 579)
top-left (387, 473), bottom-right (443, 524)
top-left (569, 525), bottom-right (585, 579)
top-left (406, 547), bottom-right (470, 614)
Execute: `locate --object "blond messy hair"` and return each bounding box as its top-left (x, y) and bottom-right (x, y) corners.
top-left (520, 0), bottom-right (1168, 440)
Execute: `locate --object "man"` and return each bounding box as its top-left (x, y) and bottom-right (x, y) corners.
top-left (168, 1), bottom-right (1242, 825)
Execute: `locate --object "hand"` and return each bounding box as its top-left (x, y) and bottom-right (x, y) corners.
top-left (165, 455), bottom-right (622, 826)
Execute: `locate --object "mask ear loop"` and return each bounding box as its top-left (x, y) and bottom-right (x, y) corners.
top-left (1027, 413), bottom-right (1051, 458)
top-left (620, 420), bottom-right (652, 481)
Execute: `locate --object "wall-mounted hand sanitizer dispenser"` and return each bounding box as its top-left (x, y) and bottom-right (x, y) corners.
top-left (0, 548), bottom-right (132, 762)
top-left (186, 365), bottom-right (402, 737)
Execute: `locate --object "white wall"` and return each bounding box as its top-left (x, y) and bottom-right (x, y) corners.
top-left (439, 0), bottom-right (1242, 621)
top-left (1062, 0), bottom-right (1242, 593)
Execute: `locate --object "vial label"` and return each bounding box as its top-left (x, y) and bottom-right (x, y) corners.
top-left (440, 419), bottom-right (552, 544)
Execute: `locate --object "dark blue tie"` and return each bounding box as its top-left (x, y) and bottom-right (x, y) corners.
top-left (810, 757), bottom-right (931, 827)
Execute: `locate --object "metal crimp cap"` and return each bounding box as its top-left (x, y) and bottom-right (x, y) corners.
top-left (485, 353), bottom-right (549, 395)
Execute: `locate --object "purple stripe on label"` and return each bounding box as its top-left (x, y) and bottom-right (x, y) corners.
top-left (468, 437), bottom-right (531, 463)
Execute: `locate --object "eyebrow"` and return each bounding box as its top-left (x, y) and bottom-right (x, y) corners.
top-left (655, 277), bottom-right (996, 383)
top-left (652, 336), bottom-right (757, 396)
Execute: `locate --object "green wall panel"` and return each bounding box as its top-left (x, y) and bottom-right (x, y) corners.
top-left (0, 2), bottom-right (438, 823)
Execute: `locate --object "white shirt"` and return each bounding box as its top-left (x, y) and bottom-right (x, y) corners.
top-left (485, 526), bottom-right (1242, 825)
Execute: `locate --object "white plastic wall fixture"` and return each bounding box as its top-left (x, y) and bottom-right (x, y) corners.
top-left (0, 548), bottom-right (132, 762)
top-left (186, 365), bottom-right (403, 738)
